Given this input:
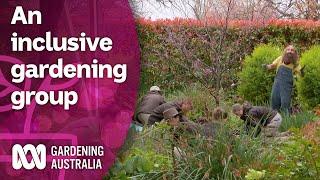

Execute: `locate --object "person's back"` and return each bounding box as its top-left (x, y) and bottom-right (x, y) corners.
top-left (137, 91), bottom-right (165, 114)
top-left (246, 106), bottom-right (277, 126)
top-left (201, 107), bottom-right (228, 138)
top-left (148, 101), bottom-right (181, 125)
top-left (234, 103), bottom-right (281, 137)
top-left (136, 89), bottom-right (165, 125)
top-left (201, 122), bottom-right (218, 138)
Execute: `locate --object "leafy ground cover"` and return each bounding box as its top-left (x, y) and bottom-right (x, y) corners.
top-left (106, 86), bottom-right (319, 180)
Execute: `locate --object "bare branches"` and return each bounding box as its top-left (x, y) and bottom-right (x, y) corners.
top-left (144, 0), bottom-right (320, 20)
top-left (155, 0), bottom-right (254, 105)
top-left (265, 0), bottom-right (320, 20)
top-left (128, 0), bottom-right (145, 17)
top-left (146, 0), bottom-right (276, 20)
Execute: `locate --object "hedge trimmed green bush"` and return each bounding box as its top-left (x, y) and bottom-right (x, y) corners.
top-left (297, 45), bottom-right (320, 109)
top-left (238, 44), bottom-right (281, 104)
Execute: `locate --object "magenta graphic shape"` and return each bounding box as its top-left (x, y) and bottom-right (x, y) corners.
top-left (0, 0), bottom-right (140, 179)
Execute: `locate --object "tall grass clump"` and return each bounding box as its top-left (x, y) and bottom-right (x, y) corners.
top-left (279, 111), bottom-right (316, 132)
top-left (144, 117), bottom-right (277, 179)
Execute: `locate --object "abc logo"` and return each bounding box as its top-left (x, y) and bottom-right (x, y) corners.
top-left (12, 144), bottom-right (46, 170)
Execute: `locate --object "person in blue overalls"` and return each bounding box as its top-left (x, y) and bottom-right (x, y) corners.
top-left (265, 45), bottom-right (301, 114)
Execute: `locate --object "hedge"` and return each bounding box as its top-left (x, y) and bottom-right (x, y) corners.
top-left (136, 18), bottom-right (320, 97)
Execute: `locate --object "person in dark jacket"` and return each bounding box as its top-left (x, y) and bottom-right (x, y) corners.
top-left (148, 99), bottom-right (193, 125)
top-left (232, 103), bottom-right (282, 137)
top-left (135, 86), bottom-right (165, 125)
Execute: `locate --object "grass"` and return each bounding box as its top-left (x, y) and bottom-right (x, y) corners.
top-left (279, 111), bottom-right (316, 132)
top-left (107, 112), bottom-right (319, 179)
top-left (107, 84), bottom-right (319, 179)
top-left (122, 117), bottom-right (278, 179)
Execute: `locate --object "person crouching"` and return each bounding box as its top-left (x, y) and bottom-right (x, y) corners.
top-left (164, 108), bottom-right (186, 164)
top-left (148, 99), bottom-right (193, 125)
top-left (164, 108), bottom-right (181, 127)
top-left (232, 103), bottom-right (282, 137)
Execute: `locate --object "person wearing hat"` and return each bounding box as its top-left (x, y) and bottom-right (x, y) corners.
top-left (148, 99), bottom-right (193, 125)
top-left (163, 108), bottom-right (186, 171)
top-left (135, 86), bottom-right (166, 125)
top-left (163, 108), bottom-right (181, 127)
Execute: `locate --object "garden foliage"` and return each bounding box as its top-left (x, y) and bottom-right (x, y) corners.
top-left (270, 129), bottom-right (320, 179)
top-left (107, 114), bottom-right (320, 179)
top-left (238, 44), bottom-right (281, 104)
top-left (166, 84), bottom-right (217, 120)
top-left (297, 45), bottom-right (320, 109)
top-left (137, 18), bottom-right (320, 96)
top-left (107, 84), bottom-right (319, 179)
top-left (113, 19), bottom-right (320, 179)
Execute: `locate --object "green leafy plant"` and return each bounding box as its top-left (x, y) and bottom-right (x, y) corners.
top-left (107, 148), bottom-right (170, 179)
top-left (106, 123), bottom-right (172, 179)
top-left (238, 44), bottom-right (281, 104)
top-left (270, 130), bottom-right (320, 179)
top-left (297, 45), bottom-right (320, 109)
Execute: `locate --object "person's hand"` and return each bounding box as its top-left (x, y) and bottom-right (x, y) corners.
top-left (261, 64), bottom-right (268, 69)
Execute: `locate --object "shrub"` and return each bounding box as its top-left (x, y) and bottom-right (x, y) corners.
top-left (297, 45), bottom-right (320, 109)
top-left (238, 44), bottom-right (281, 104)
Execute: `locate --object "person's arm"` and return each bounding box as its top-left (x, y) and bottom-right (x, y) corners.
top-left (266, 56), bottom-right (281, 70)
top-left (266, 64), bottom-right (277, 70)
top-left (247, 109), bottom-right (261, 127)
top-left (179, 115), bottom-right (190, 122)
top-left (180, 118), bottom-right (200, 134)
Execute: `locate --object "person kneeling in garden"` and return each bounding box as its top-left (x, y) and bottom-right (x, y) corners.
top-left (232, 103), bottom-right (282, 137)
top-left (164, 107), bottom-right (181, 127)
top-left (135, 86), bottom-right (166, 125)
top-left (148, 99), bottom-right (193, 125)
top-left (164, 108), bottom-right (187, 161)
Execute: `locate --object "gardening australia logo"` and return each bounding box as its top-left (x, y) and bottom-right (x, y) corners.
top-left (12, 144), bottom-right (46, 170)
